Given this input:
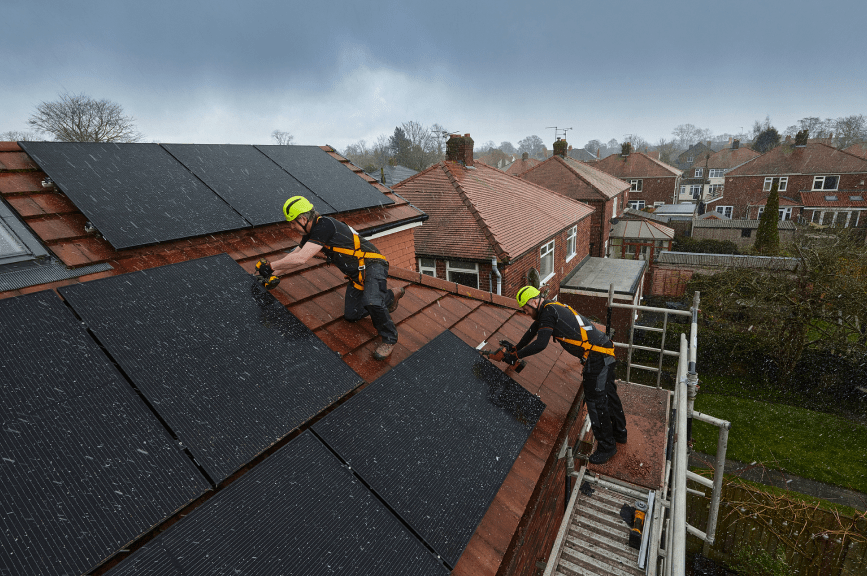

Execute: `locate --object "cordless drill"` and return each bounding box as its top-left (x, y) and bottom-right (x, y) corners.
top-left (254, 259), bottom-right (280, 289)
top-left (480, 340), bottom-right (526, 373)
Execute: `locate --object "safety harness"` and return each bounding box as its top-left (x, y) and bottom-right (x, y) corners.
top-left (543, 301), bottom-right (615, 359)
top-left (319, 218), bottom-right (386, 290)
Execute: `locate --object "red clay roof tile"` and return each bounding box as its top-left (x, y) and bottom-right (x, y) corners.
top-left (726, 142), bottom-right (867, 176)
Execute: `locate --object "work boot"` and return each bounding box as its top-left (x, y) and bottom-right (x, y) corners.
top-left (615, 433), bottom-right (628, 445)
top-left (589, 446), bottom-right (617, 465)
top-left (373, 340), bottom-right (395, 360)
top-left (388, 287), bottom-right (405, 313)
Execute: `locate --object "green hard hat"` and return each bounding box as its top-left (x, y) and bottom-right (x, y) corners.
top-left (283, 196), bottom-right (314, 221)
top-left (516, 285), bottom-right (541, 307)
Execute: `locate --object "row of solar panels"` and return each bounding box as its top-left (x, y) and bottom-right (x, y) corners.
top-left (19, 142), bottom-right (394, 250)
top-left (0, 255), bottom-right (544, 575)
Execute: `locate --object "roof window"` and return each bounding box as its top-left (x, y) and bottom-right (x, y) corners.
top-left (824, 195), bottom-right (838, 201)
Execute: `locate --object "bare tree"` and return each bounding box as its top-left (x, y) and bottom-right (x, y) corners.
top-left (671, 124), bottom-right (712, 149)
top-left (0, 130), bottom-right (39, 142)
top-left (833, 114), bottom-right (867, 149)
top-left (517, 135), bottom-right (545, 158)
top-left (624, 133), bottom-right (649, 152)
top-left (653, 137), bottom-right (680, 164)
top-left (783, 117), bottom-right (833, 139)
top-left (271, 130), bottom-right (294, 145)
top-left (28, 92), bottom-right (141, 142)
top-left (499, 141), bottom-right (516, 155)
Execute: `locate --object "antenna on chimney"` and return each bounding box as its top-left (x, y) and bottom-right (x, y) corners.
top-left (546, 126), bottom-right (573, 141)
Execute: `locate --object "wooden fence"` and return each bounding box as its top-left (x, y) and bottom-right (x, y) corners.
top-left (686, 480), bottom-right (867, 575)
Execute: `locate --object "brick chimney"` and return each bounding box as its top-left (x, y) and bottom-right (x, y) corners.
top-left (732, 139), bottom-right (740, 149)
top-left (522, 152), bottom-right (529, 160)
top-left (553, 138), bottom-right (567, 157)
top-left (446, 133), bottom-right (474, 166)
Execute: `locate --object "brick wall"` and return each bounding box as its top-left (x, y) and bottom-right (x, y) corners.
top-left (371, 227), bottom-right (417, 271)
top-left (501, 393), bottom-right (586, 576)
top-left (650, 266), bottom-right (694, 298)
top-left (632, 177), bottom-right (678, 206)
top-left (724, 173), bottom-right (867, 219)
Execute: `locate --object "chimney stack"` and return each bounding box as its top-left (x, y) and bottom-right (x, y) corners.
top-left (445, 133), bottom-right (474, 166)
top-left (522, 152), bottom-right (529, 160)
top-left (732, 139), bottom-right (740, 149)
top-left (553, 138), bottom-right (567, 157)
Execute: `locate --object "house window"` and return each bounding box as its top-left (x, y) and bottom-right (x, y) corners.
top-left (709, 169), bottom-right (726, 178)
top-left (694, 168), bottom-right (703, 178)
top-left (687, 156), bottom-right (694, 163)
top-left (763, 176), bottom-right (788, 191)
top-left (630, 179), bottom-right (643, 192)
top-left (418, 258), bottom-right (436, 277)
top-left (539, 240), bottom-right (555, 283)
top-left (680, 185), bottom-right (687, 196)
top-left (566, 226), bottom-right (577, 261)
top-left (628, 200), bottom-right (646, 209)
top-left (715, 205), bottom-right (733, 218)
top-left (446, 260), bottom-right (479, 289)
top-left (654, 201), bottom-right (665, 207)
top-left (708, 184), bottom-right (724, 197)
top-left (741, 228), bottom-right (752, 238)
top-left (780, 207), bottom-right (792, 220)
top-left (691, 185), bottom-right (702, 199)
top-left (813, 175), bottom-right (839, 190)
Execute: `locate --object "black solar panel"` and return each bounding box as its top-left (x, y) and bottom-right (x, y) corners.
top-left (313, 330), bottom-right (545, 568)
top-left (106, 432), bottom-right (449, 576)
top-left (58, 254), bottom-right (362, 484)
top-left (256, 145), bottom-right (394, 212)
top-left (19, 141), bottom-right (250, 249)
top-left (0, 291), bottom-right (210, 576)
top-left (161, 144), bottom-right (336, 224)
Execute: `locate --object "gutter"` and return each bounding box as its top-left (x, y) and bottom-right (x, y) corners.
top-left (360, 213), bottom-right (429, 240)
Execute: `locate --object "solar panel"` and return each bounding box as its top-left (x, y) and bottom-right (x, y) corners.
top-left (58, 254), bottom-right (362, 484)
top-left (19, 142), bottom-right (250, 249)
top-left (161, 144), bottom-right (336, 224)
top-left (0, 291), bottom-right (210, 576)
top-left (256, 145), bottom-right (394, 212)
top-left (313, 330), bottom-right (545, 568)
top-left (106, 432), bottom-right (449, 576)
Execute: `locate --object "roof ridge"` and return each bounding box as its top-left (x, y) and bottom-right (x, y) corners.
top-left (440, 163), bottom-right (509, 261)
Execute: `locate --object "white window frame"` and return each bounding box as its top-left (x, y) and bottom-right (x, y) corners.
top-left (418, 257), bottom-right (436, 277)
top-left (694, 168), bottom-right (703, 178)
top-left (628, 200), bottom-right (646, 210)
top-left (709, 169), bottom-right (727, 178)
top-left (680, 185), bottom-right (687, 196)
top-left (629, 179), bottom-right (642, 192)
top-left (763, 176), bottom-right (788, 192)
top-left (812, 175), bottom-right (839, 191)
top-left (565, 226), bottom-right (577, 262)
top-left (715, 205), bottom-right (733, 218)
top-left (446, 260), bottom-right (479, 289)
top-left (690, 185), bottom-right (702, 199)
top-left (654, 201), bottom-right (665, 207)
top-left (687, 156), bottom-right (694, 163)
top-left (708, 184), bottom-right (724, 196)
top-left (539, 240), bottom-right (555, 284)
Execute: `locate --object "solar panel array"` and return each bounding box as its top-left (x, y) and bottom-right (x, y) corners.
top-left (19, 142), bottom-right (391, 250)
top-left (107, 432), bottom-right (450, 576)
top-left (313, 330), bottom-right (546, 568)
top-left (0, 291), bottom-right (210, 576)
top-left (18, 142), bottom-right (249, 249)
top-left (59, 254), bottom-right (363, 484)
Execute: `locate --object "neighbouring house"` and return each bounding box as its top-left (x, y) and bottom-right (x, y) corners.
top-left (474, 148), bottom-right (514, 169)
top-left (607, 217), bottom-right (674, 262)
top-left (567, 146), bottom-right (596, 162)
top-left (674, 141), bottom-right (716, 170)
top-left (558, 257), bottom-right (647, 346)
top-left (649, 203), bottom-right (695, 236)
top-left (690, 218), bottom-right (797, 248)
top-left (843, 142), bottom-right (867, 159)
top-left (722, 140), bottom-right (867, 223)
top-left (798, 191), bottom-right (867, 228)
top-left (592, 143), bottom-right (682, 209)
top-left (518, 139), bottom-right (631, 258)
top-left (0, 139), bottom-right (667, 576)
top-left (504, 151), bottom-right (541, 176)
top-left (393, 134), bottom-right (595, 300)
top-left (676, 139), bottom-right (759, 204)
top-left (650, 251), bottom-right (800, 298)
top-left (365, 164), bottom-right (418, 187)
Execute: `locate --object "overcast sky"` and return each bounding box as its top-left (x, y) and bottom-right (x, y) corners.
top-left (2, 0), bottom-right (865, 151)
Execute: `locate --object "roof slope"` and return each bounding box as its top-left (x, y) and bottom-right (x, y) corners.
top-left (593, 151), bottom-right (682, 179)
top-left (504, 156), bottom-right (540, 176)
top-left (843, 142), bottom-right (867, 160)
top-left (695, 146), bottom-right (760, 170)
top-left (726, 142), bottom-right (867, 176)
top-left (611, 219), bottom-right (674, 240)
top-left (395, 160), bottom-right (594, 261)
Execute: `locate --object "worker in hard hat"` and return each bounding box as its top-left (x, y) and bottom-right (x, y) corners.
top-left (271, 196), bottom-right (404, 360)
top-left (505, 286), bottom-right (627, 465)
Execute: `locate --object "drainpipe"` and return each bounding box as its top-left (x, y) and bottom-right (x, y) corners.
top-left (491, 257), bottom-right (502, 296)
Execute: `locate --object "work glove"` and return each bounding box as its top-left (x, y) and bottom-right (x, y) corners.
top-left (502, 351), bottom-right (519, 366)
top-left (499, 340), bottom-right (517, 354)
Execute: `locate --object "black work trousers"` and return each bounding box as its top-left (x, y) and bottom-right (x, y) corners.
top-left (343, 261), bottom-right (398, 344)
top-left (583, 354), bottom-right (627, 453)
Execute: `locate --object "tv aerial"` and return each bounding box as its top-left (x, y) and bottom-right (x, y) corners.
top-left (546, 126), bottom-right (573, 141)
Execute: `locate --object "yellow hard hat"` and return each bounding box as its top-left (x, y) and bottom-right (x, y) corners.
top-left (283, 196), bottom-right (314, 221)
top-left (516, 285), bottom-right (541, 307)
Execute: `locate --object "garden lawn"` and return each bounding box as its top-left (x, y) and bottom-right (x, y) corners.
top-left (691, 394), bottom-right (867, 494)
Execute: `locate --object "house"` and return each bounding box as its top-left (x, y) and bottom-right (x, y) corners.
top-left (566, 146), bottom-right (596, 162)
top-left (518, 139), bottom-right (631, 258)
top-left (607, 217), bottom-right (674, 262)
top-left (591, 143), bottom-right (682, 210)
top-left (676, 139), bottom-right (759, 204)
top-left (723, 141), bottom-right (867, 222)
top-left (365, 164), bottom-right (418, 187)
top-left (504, 151), bottom-right (541, 176)
top-left (0, 139), bottom-right (670, 576)
top-left (673, 141), bottom-right (716, 170)
top-left (393, 134), bottom-right (594, 301)
top-left (843, 142), bottom-right (867, 160)
top-left (474, 148), bottom-right (514, 169)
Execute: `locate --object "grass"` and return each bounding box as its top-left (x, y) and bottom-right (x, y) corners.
top-left (691, 393), bottom-right (867, 494)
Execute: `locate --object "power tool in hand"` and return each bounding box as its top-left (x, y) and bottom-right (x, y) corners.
top-left (254, 259), bottom-right (280, 290)
top-left (480, 340), bottom-right (526, 373)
